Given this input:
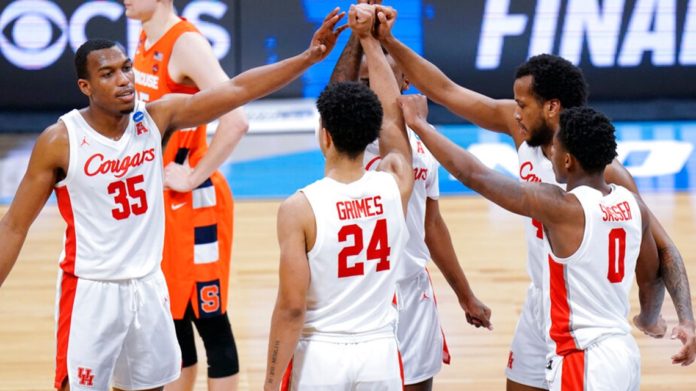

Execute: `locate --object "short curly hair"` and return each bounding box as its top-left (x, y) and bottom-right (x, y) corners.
top-left (316, 82), bottom-right (383, 159)
top-left (516, 54), bottom-right (588, 109)
top-left (558, 107), bottom-right (617, 174)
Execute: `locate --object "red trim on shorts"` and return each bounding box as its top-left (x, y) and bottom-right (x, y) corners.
top-left (55, 187), bottom-right (76, 274)
top-left (365, 156), bottom-right (382, 171)
top-left (280, 358), bottom-right (293, 391)
top-left (398, 350), bottom-right (405, 391)
top-left (54, 273), bottom-right (78, 389)
top-left (561, 350), bottom-right (585, 390)
top-left (425, 268), bottom-right (450, 364)
top-left (548, 255), bottom-right (578, 355)
top-left (441, 330), bottom-right (451, 365)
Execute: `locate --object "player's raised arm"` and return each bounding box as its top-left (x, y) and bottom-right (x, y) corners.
top-left (374, 6), bottom-right (516, 135)
top-left (350, 4), bottom-right (413, 208)
top-left (401, 94), bottom-right (570, 228)
top-left (329, 0), bottom-right (383, 84)
top-left (162, 31), bottom-right (249, 192)
top-left (264, 193), bottom-right (313, 391)
top-left (149, 8), bottom-right (347, 135)
top-left (0, 124), bottom-right (68, 286)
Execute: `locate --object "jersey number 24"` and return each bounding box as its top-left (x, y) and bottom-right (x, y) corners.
top-left (337, 218), bottom-right (390, 278)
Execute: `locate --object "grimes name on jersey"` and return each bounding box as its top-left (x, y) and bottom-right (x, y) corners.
top-left (336, 196), bottom-right (384, 221)
top-left (84, 148), bottom-right (156, 178)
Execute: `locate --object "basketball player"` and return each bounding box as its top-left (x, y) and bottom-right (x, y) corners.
top-left (373, 7), bottom-right (695, 390)
top-left (328, 2), bottom-right (491, 389)
top-left (126, 0), bottom-right (247, 389)
top-left (403, 98), bottom-right (665, 389)
top-left (0, 9), bottom-right (346, 390)
top-left (264, 5), bottom-right (412, 390)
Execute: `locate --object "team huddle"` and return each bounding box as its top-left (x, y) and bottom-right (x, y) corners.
top-left (0, 1), bottom-right (694, 391)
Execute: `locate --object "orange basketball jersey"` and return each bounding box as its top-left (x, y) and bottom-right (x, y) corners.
top-left (133, 18), bottom-right (234, 319)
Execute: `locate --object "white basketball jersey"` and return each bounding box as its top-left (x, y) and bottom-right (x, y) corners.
top-left (301, 171), bottom-right (408, 340)
top-left (363, 130), bottom-right (439, 280)
top-left (543, 185), bottom-right (642, 357)
top-left (517, 141), bottom-right (565, 288)
top-left (55, 101), bottom-right (165, 280)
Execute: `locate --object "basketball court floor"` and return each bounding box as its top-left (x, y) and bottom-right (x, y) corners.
top-left (1, 125), bottom-right (695, 390)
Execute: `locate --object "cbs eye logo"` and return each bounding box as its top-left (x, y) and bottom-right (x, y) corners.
top-left (1, 0), bottom-right (231, 71)
top-left (0, 0), bottom-right (67, 70)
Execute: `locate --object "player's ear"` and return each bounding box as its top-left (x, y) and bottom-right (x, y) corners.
top-left (323, 128), bottom-right (334, 150)
top-left (564, 152), bottom-right (574, 171)
top-left (546, 99), bottom-right (561, 119)
top-left (77, 78), bottom-right (92, 97)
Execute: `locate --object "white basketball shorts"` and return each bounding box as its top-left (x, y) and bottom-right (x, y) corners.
top-left (55, 269), bottom-right (181, 390)
top-left (545, 333), bottom-right (639, 391)
top-left (395, 268), bottom-right (449, 385)
top-left (505, 283), bottom-right (549, 389)
top-left (283, 336), bottom-right (403, 390)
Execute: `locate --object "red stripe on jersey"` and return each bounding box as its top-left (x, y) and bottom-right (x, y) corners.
top-left (561, 350), bottom-right (585, 390)
top-left (280, 358), bottom-right (293, 391)
top-left (54, 272), bottom-right (78, 389)
top-left (55, 187), bottom-right (76, 274)
top-left (365, 156), bottom-right (381, 171)
top-left (548, 255), bottom-right (578, 355)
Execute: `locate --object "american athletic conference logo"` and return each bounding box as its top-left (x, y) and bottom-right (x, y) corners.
top-left (133, 111), bottom-right (148, 135)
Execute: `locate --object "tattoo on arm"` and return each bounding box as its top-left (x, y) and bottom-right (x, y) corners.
top-left (267, 340), bottom-right (281, 384)
top-left (659, 246), bottom-right (695, 323)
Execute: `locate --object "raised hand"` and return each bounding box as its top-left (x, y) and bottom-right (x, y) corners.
top-left (670, 322), bottom-right (696, 366)
top-left (398, 94), bottom-right (429, 128)
top-left (307, 8), bottom-right (348, 63)
top-left (348, 4), bottom-right (376, 39)
top-left (374, 5), bottom-right (397, 40)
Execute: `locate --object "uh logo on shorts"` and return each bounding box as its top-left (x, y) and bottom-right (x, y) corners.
top-left (77, 366), bottom-right (95, 387)
top-left (133, 111), bottom-right (149, 135)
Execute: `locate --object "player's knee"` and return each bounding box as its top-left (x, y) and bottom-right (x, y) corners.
top-left (175, 318), bottom-right (198, 368)
top-left (179, 338), bottom-right (198, 368)
top-left (198, 314), bottom-right (239, 378)
top-left (205, 341), bottom-right (239, 378)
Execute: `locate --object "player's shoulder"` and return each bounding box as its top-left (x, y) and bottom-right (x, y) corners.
top-left (278, 191), bottom-right (315, 231)
top-left (625, 188), bottom-right (650, 227)
top-left (40, 119), bottom-right (69, 146)
top-left (29, 119), bottom-right (70, 167)
top-left (171, 29), bottom-right (213, 59)
top-left (279, 192), bottom-right (313, 219)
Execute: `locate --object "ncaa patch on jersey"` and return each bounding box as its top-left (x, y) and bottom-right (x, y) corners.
top-left (133, 111), bottom-right (144, 122)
